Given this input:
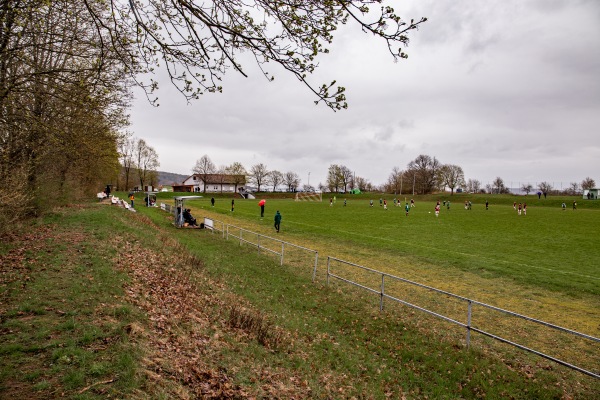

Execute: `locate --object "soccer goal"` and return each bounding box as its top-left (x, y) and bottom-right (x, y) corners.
top-left (295, 192), bottom-right (322, 202)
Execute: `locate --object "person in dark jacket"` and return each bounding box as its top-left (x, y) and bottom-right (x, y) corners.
top-left (183, 209), bottom-right (197, 226)
top-left (274, 210), bottom-right (282, 233)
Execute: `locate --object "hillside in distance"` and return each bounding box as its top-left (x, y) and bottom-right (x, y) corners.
top-left (158, 171), bottom-right (188, 186)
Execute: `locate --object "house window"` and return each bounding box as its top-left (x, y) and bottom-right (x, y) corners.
top-left (214, 186), bottom-right (218, 190)
top-left (193, 176), bottom-right (196, 180)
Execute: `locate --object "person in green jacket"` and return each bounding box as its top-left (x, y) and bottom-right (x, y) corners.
top-left (274, 210), bottom-right (282, 233)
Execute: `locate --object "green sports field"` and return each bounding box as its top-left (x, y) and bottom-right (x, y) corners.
top-left (147, 193), bottom-right (600, 389)
top-left (183, 194), bottom-right (599, 298)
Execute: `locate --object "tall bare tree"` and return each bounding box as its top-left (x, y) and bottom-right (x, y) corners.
top-left (226, 162), bottom-right (247, 193)
top-left (119, 135), bottom-right (136, 190)
top-left (326, 164), bottom-right (343, 193)
top-left (193, 155), bottom-right (216, 193)
top-left (283, 171), bottom-right (300, 192)
top-left (538, 181), bottom-right (553, 195)
top-left (249, 163), bottom-right (269, 192)
top-left (339, 165), bottom-right (353, 193)
top-left (268, 170), bottom-right (284, 192)
top-left (520, 183), bottom-right (533, 195)
top-left (386, 167), bottom-right (403, 194)
top-left (135, 139), bottom-right (160, 190)
top-left (581, 177), bottom-right (596, 190)
top-left (493, 177), bottom-right (506, 194)
top-left (407, 154), bottom-right (441, 194)
top-left (439, 164), bottom-right (465, 195)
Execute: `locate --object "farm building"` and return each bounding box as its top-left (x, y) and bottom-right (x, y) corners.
top-left (172, 174), bottom-right (246, 193)
top-left (583, 189), bottom-right (599, 200)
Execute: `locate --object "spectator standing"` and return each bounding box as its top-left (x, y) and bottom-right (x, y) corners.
top-left (274, 210), bottom-right (282, 233)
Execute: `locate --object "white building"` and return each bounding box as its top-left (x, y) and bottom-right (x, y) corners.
top-left (173, 174), bottom-right (246, 193)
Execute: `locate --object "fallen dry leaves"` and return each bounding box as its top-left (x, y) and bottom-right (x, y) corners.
top-left (113, 237), bottom-right (313, 399)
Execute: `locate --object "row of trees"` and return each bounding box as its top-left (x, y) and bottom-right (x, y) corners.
top-left (383, 155), bottom-right (466, 195)
top-left (325, 164), bottom-right (374, 193)
top-left (0, 1), bottom-right (128, 227)
top-left (192, 156), bottom-right (301, 193)
top-left (383, 155), bottom-right (596, 196)
top-left (191, 154), bottom-right (596, 196)
top-left (191, 157), bottom-right (377, 194)
top-left (118, 135), bottom-right (160, 192)
top-left (488, 177), bottom-right (596, 196)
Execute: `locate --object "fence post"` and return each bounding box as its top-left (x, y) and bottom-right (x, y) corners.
top-left (312, 252), bottom-right (318, 282)
top-left (466, 300), bottom-right (472, 349)
top-left (239, 228), bottom-right (242, 246)
top-left (326, 257), bottom-right (330, 285)
top-left (280, 242), bottom-right (284, 266)
top-left (380, 274), bottom-right (385, 311)
top-left (222, 221), bottom-right (225, 238)
top-left (257, 234), bottom-right (261, 254)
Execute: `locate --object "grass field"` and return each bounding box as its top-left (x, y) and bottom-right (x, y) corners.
top-left (172, 193), bottom-right (600, 297)
top-left (2, 194), bottom-right (598, 398)
top-left (154, 194), bottom-right (599, 339)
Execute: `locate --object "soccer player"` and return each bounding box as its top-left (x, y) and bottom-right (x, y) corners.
top-left (405, 202), bottom-right (410, 216)
top-left (435, 203), bottom-right (440, 217)
top-left (383, 199), bottom-right (388, 210)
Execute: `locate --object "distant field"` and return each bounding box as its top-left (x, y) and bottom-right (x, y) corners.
top-left (167, 193), bottom-right (599, 298)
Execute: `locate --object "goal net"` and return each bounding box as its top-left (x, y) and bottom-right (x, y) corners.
top-left (295, 192), bottom-right (322, 202)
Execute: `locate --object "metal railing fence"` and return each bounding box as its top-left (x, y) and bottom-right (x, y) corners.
top-left (203, 217), bottom-right (225, 238)
top-left (326, 256), bottom-right (600, 379)
top-left (226, 224), bottom-right (319, 280)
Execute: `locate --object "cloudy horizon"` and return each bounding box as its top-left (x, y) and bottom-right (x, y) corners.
top-left (130, 0), bottom-right (600, 190)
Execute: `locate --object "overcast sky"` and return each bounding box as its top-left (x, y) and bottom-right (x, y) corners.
top-left (129, 0), bottom-right (600, 190)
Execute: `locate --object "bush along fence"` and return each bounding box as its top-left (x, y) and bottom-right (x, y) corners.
top-left (158, 203), bottom-right (599, 380)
